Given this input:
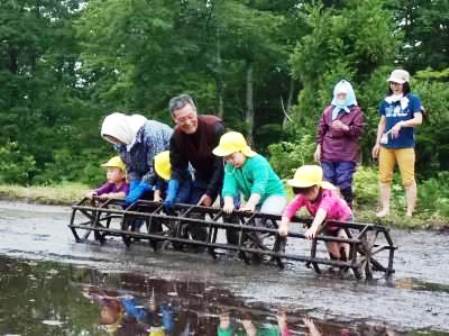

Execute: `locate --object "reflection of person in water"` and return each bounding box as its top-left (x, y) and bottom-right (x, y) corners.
top-left (217, 310), bottom-right (290, 336)
top-left (120, 293), bottom-right (175, 335)
top-left (86, 290), bottom-right (146, 335)
top-left (83, 287), bottom-right (174, 335)
top-left (98, 295), bottom-right (123, 333)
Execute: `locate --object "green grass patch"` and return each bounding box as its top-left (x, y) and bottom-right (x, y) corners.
top-left (0, 183), bottom-right (89, 205)
top-left (353, 207), bottom-right (447, 230)
top-left (0, 175), bottom-right (448, 230)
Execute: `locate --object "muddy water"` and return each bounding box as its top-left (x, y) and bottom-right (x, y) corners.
top-left (0, 201), bottom-right (448, 335)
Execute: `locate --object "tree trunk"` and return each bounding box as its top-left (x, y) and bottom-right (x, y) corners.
top-left (8, 48), bottom-right (18, 74)
top-left (217, 79), bottom-right (224, 118)
top-left (282, 76), bottom-right (295, 130)
top-left (216, 26), bottom-right (224, 118)
top-left (245, 60), bottom-right (254, 144)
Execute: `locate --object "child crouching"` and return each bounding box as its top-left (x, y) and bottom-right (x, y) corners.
top-left (278, 165), bottom-right (352, 263)
top-left (213, 131), bottom-right (287, 216)
top-left (86, 156), bottom-right (129, 200)
top-left (153, 151), bottom-right (192, 209)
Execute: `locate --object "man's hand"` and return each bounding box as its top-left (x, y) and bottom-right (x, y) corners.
top-left (197, 194), bottom-right (213, 207)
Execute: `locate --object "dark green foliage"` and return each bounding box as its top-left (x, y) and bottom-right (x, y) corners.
top-left (0, 0), bottom-right (447, 213)
top-left (391, 0), bottom-right (449, 72)
top-left (289, 0), bottom-right (399, 160)
top-left (0, 142), bottom-right (36, 184)
top-left (268, 134), bottom-right (316, 179)
top-left (413, 69), bottom-right (449, 175)
top-left (418, 172), bottom-right (449, 218)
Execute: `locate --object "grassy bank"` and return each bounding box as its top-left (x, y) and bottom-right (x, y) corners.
top-left (0, 182), bottom-right (447, 229)
top-left (353, 207), bottom-right (447, 230)
top-left (0, 183), bottom-right (89, 206)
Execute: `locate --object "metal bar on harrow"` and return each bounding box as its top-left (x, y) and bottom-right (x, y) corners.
top-left (68, 224), bottom-right (356, 268)
top-left (69, 200), bottom-right (396, 278)
top-left (70, 205), bottom-right (363, 245)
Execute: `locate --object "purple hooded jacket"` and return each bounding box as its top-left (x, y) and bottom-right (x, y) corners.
top-left (316, 105), bottom-right (365, 162)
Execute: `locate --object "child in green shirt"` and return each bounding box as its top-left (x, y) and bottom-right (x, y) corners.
top-left (213, 131), bottom-right (287, 217)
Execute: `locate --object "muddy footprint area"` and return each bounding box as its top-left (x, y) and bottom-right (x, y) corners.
top-left (0, 200), bottom-right (448, 335)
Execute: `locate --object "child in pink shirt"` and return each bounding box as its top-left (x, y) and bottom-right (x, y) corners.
top-left (278, 165), bottom-right (352, 262)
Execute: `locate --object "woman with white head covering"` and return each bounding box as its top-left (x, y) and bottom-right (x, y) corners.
top-left (101, 112), bottom-right (173, 204)
top-left (314, 79), bottom-right (365, 207)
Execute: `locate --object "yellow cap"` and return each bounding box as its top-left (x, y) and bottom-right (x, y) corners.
top-left (101, 156), bottom-right (126, 172)
top-left (212, 131), bottom-right (256, 157)
top-left (154, 151), bottom-right (171, 181)
top-left (287, 165), bottom-right (335, 189)
top-left (148, 327), bottom-right (165, 336)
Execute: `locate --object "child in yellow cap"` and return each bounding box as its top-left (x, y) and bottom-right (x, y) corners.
top-left (86, 156), bottom-right (129, 200)
top-left (153, 151), bottom-right (192, 209)
top-left (278, 165), bottom-right (352, 264)
top-left (213, 131), bottom-right (286, 216)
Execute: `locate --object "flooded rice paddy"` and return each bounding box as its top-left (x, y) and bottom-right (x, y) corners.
top-left (0, 201), bottom-right (448, 335)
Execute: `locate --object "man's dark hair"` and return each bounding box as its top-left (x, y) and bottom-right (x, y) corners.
top-left (168, 94), bottom-right (197, 115)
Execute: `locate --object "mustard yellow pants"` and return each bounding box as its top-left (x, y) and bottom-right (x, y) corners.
top-left (379, 147), bottom-right (415, 186)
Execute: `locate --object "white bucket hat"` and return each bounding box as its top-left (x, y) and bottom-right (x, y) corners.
top-left (387, 69), bottom-right (410, 84)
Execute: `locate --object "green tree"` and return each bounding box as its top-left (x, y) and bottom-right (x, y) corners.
top-left (289, 0), bottom-right (400, 162)
top-left (0, 0), bottom-right (97, 184)
top-left (391, 0), bottom-right (449, 72)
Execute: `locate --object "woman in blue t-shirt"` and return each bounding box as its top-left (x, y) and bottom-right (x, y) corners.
top-left (372, 69), bottom-right (423, 218)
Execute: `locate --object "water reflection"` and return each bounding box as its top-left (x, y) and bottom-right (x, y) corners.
top-left (83, 286), bottom-right (176, 335)
top-left (0, 256), bottom-right (445, 335)
top-left (302, 318), bottom-right (400, 336)
top-left (217, 309), bottom-right (289, 335)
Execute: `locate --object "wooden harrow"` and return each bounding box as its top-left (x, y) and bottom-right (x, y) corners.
top-left (68, 198), bottom-right (396, 280)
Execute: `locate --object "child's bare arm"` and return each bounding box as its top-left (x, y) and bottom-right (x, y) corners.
top-left (240, 193), bottom-right (261, 212)
top-left (278, 216), bottom-right (291, 236)
top-left (99, 192), bottom-right (126, 200)
top-left (305, 208), bottom-right (327, 239)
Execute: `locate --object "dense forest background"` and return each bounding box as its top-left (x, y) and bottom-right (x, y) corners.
top-left (0, 0), bottom-right (448, 216)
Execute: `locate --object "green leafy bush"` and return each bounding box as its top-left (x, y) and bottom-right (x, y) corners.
top-left (268, 133), bottom-right (316, 179)
top-left (353, 166), bottom-right (378, 207)
top-left (418, 172), bottom-right (449, 217)
top-left (34, 148), bottom-right (107, 187)
top-left (0, 142), bottom-right (37, 185)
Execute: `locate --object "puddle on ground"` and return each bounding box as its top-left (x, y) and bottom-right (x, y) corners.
top-left (0, 256), bottom-right (446, 336)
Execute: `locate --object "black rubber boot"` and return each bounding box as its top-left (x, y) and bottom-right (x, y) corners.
top-left (340, 187), bottom-right (353, 208)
